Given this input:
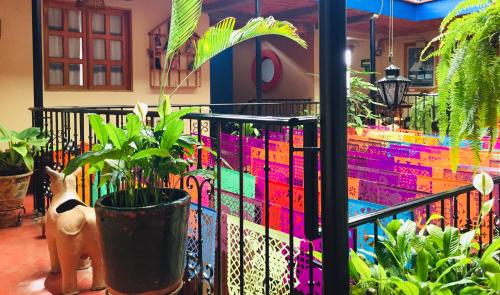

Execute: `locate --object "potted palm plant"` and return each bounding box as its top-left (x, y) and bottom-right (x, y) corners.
top-left (62, 0), bottom-right (307, 293)
top-left (0, 124), bottom-right (47, 227)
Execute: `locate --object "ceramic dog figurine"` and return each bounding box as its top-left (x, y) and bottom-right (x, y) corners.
top-left (45, 167), bottom-right (105, 295)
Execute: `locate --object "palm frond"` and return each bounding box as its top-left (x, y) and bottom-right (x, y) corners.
top-left (193, 16), bottom-right (307, 70)
top-left (166, 0), bottom-right (202, 59)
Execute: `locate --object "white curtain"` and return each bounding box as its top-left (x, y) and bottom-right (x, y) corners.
top-left (92, 13), bottom-right (105, 34)
top-left (48, 35), bottom-right (63, 57)
top-left (93, 39), bottom-right (105, 60)
top-left (48, 8), bottom-right (63, 30)
top-left (110, 40), bottom-right (122, 61)
top-left (93, 65), bottom-right (106, 86)
top-left (69, 64), bottom-right (83, 86)
top-left (49, 63), bottom-right (63, 85)
top-left (110, 15), bottom-right (122, 35)
top-left (68, 10), bottom-right (82, 32)
top-left (68, 38), bottom-right (82, 59)
top-left (110, 66), bottom-right (123, 86)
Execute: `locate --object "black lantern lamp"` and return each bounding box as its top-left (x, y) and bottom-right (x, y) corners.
top-left (376, 0), bottom-right (411, 110)
top-left (377, 64), bottom-right (410, 110)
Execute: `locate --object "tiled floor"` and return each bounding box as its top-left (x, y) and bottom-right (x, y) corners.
top-left (0, 196), bottom-right (105, 295)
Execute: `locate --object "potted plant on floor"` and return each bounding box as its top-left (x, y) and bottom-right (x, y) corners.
top-left (0, 124), bottom-right (47, 227)
top-left (62, 0), bottom-right (307, 293)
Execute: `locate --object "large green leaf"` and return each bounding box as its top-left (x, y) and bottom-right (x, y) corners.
top-left (416, 248), bottom-right (429, 281)
top-left (426, 224), bottom-right (444, 250)
top-left (105, 123), bottom-right (127, 149)
top-left (23, 154), bottom-right (34, 171)
top-left (194, 16), bottom-right (307, 71)
top-left (160, 119), bottom-right (184, 151)
top-left (16, 127), bottom-right (40, 140)
top-left (481, 238), bottom-right (500, 273)
top-left (89, 114), bottom-right (108, 144)
top-left (443, 227), bottom-right (460, 257)
top-left (125, 113), bottom-right (142, 139)
top-left (436, 257), bottom-right (471, 283)
top-left (12, 145), bottom-right (28, 157)
top-left (64, 149), bottom-right (121, 176)
top-left (349, 250), bottom-right (372, 281)
top-left (375, 240), bottom-right (403, 276)
top-left (0, 122), bottom-right (12, 139)
top-left (130, 148), bottom-right (170, 160)
top-left (166, 0), bottom-right (202, 59)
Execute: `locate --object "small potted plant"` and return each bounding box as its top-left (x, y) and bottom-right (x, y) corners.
top-left (0, 124), bottom-right (47, 227)
top-left (63, 0), bottom-right (306, 293)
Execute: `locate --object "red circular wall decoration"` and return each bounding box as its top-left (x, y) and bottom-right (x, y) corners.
top-left (252, 50), bottom-right (283, 92)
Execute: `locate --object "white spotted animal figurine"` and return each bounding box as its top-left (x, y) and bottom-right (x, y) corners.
top-left (45, 167), bottom-right (105, 295)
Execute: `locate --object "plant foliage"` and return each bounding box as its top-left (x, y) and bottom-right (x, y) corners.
top-left (350, 199), bottom-right (500, 294)
top-left (421, 0), bottom-right (500, 170)
top-left (408, 96), bottom-right (437, 134)
top-left (0, 124), bottom-right (48, 176)
top-left (64, 0), bottom-right (307, 208)
top-left (348, 69), bottom-right (383, 133)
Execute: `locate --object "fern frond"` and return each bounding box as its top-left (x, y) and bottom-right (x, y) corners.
top-left (440, 0), bottom-right (490, 32)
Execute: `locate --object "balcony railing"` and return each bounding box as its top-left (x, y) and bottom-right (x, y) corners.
top-left (29, 98), bottom-right (490, 294)
top-left (30, 105), bottom-right (320, 294)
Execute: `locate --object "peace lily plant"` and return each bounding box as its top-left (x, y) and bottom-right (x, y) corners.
top-left (350, 172), bottom-right (500, 295)
top-left (63, 0), bottom-right (307, 207)
top-left (59, 0), bottom-right (307, 293)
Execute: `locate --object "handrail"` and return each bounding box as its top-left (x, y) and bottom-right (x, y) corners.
top-left (348, 176), bottom-right (500, 228)
top-left (29, 101), bottom-right (321, 112)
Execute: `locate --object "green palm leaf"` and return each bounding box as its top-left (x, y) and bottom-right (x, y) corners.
top-left (166, 0), bottom-right (202, 59)
top-left (193, 16), bottom-right (307, 70)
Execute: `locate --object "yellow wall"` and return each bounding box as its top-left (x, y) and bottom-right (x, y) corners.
top-left (232, 33), bottom-right (315, 103)
top-left (0, 0), bottom-right (211, 131)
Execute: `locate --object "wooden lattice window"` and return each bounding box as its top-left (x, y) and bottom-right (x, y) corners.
top-left (43, 1), bottom-right (131, 90)
top-left (148, 19), bottom-right (202, 89)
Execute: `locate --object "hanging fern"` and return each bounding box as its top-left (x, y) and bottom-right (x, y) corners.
top-left (421, 0), bottom-right (500, 170)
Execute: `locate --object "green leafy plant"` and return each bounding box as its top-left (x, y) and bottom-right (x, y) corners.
top-left (408, 96), bottom-right (437, 134)
top-left (63, 0), bottom-right (306, 207)
top-left (230, 123), bottom-right (261, 137)
top-left (0, 124), bottom-right (48, 176)
top-left (350, 198), bottom-right (500, 294)
top-left (421, 0), bottom-right (500, 170)
top-left (348, 69), bottom-right (383, 134)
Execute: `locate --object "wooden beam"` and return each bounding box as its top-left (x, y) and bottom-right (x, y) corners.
top-left (347, 13), bottom-right (373, 25)
top-left (204, 0), bottom-right (248, 13)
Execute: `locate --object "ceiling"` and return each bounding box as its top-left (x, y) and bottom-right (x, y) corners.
top-left (202, 0), bottom-right (441, 36)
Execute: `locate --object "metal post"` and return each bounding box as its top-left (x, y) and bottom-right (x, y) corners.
top-left (32, 0), bottom-right (43, 114)
top-left (32, 0), bottom-right (44, 214)
top-left (319, 0), bottom-right (349, 294)
top-left (255, 0), bottom-right (262, 115)
top-left (369, 15), bottom-right (377, 125)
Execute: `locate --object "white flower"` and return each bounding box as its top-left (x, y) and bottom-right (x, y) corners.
top-left (473, 171), bottom-right (494, 196)
top-left (133, 102), bottom-right (148, 123)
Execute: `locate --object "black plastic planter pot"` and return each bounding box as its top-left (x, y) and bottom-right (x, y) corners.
top-left (94, 189), bottom-right (190, 295)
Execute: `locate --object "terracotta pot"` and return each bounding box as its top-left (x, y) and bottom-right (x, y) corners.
top-left (0, 171), bottom-right (32, 228)
top-left (94, 189), bottom-right (191, 295)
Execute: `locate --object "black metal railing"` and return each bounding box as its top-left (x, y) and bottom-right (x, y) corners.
top-left (349, 176), bottom-right (500, 253)
top-left (30, 105), bottom-right (320, 295)
top-left (402, 93), bottom-right (438, 133)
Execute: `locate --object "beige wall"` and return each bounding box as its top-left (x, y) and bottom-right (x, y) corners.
top-left (0, 0), bottom-right (211, 131)
top-left (232, 32), bottom-right (315, 103)
top-left (0, 0), bottom-right (34, 131)
top-left (313, 27), bottom-right (440, 99)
